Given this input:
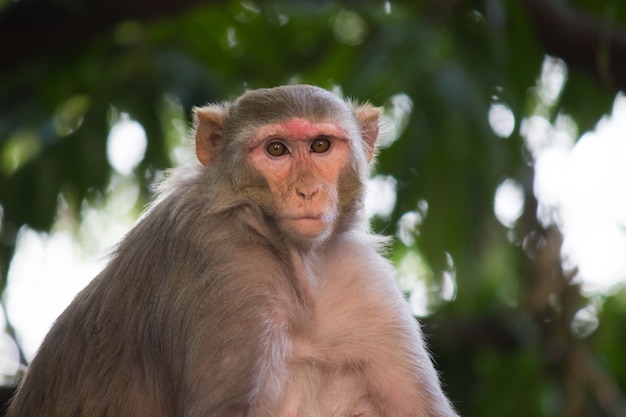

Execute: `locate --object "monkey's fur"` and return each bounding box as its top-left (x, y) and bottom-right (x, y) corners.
top-left (8, 85), bottom-right (459, 417)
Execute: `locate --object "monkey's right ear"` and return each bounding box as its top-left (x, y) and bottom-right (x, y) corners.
top-left (194, 105), bottom-right (227, 166)
top-left (354, 104), bottom-right (382, 162)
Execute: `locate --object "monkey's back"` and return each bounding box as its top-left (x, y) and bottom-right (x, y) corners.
top-left (7, 173), bottom-right (303, 417)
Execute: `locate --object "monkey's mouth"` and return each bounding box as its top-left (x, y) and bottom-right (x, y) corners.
top-left (287, 216), bottom-right (326, 225)
top-left (283, 215), bottom-right (332, 237)
top-left (293, 215), bottom-right (322, 221)
top-left (286, 213), bottom-right (334, 223)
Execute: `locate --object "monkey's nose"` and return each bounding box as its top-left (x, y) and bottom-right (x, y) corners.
top-left (296, 186), bottom-right (319, 200)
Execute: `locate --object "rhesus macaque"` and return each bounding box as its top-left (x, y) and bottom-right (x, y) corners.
top-left (8, 85), bottom-right (459, 417)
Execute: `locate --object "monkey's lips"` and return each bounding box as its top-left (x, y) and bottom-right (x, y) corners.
top-left (283, 215), bottom-right (332, 238)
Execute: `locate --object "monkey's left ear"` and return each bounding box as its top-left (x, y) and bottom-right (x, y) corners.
top-left (354, 104), bottom-right (382, 162)
top-left (194, 105), bottom-right (227, 166)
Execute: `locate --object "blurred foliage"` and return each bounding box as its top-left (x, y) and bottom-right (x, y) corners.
top-left (1, 0), bottom-right (626, 416)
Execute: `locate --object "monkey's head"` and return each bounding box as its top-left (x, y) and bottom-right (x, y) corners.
top-left (193, 85), bottom-right (381, 246)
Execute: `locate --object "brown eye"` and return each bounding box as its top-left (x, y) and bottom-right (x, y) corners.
top-left (311, 137), bottom-right (331, 153)
top-left (266, 142), bottom-right (288, 157)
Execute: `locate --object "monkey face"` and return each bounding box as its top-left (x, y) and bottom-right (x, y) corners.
top-left (247, 117), bottom-right (352, 241)
top-left (193, 85), bottom-right (381, 245)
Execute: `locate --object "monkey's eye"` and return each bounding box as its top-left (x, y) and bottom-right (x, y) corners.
top-left (311, 137), bottom-right (331, 154)
top-left (266, 142), bottom-right (289, 157)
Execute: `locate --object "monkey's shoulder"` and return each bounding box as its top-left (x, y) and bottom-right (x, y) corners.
top-left (321, 231), bottom-right (393, 278)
